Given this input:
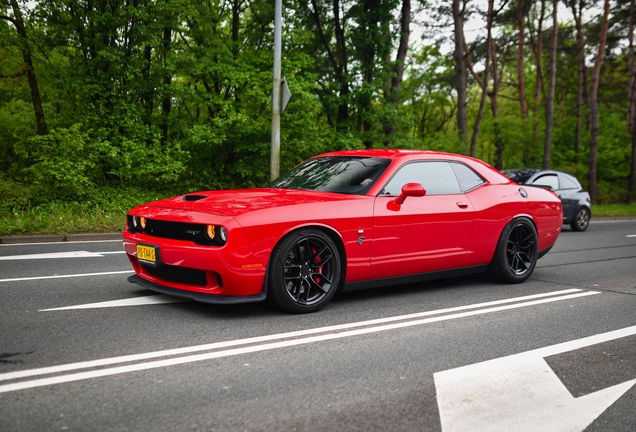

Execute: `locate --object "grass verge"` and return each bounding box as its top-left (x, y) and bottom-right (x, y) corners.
top-left (0, 186), bottom-right (176, 237)
top-left (593, 204), bottom-right (636, 217)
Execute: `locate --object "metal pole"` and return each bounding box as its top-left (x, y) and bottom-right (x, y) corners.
top-left (270, 0), bottom-right (282, 181)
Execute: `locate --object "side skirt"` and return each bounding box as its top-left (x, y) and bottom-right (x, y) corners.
top-left (538, 246), bottom-right (553, 259)
top-left (341, 265), bottom-right (489, 293)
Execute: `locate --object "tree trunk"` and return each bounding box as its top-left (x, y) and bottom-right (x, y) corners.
top-left (359, 0), bottom-right (378, 148)
top-left (630, 103), bottom-right (636, 203)
top-left (490, 36), bottom-right (503, 170)
top-left (543, 0), bottom-right (558, 169)
top-left (384, 0), bottom-right (410, 138)
top-left (8, 0), bottom-right (48, 135)
top-left (628, 0), bottom-right (636, 203)
top-left (141, 45), bottom-right (154, 127)
top-left (452, 0), bottom-right (468, 149)
top-left (570, 0), bottom-right (586, 165)
top-left (518, 0), bottom-right (530, 165)
top-left (465, 0), bottom-right (494, 158)
top-left (588, 0), bottom-right (611, 204)
top-left (517, 0), bottom-right (528, 120)
top-left (333, 0), bottom-right (349, 128)
top-left (309, 0), bottom-right (349, 129)
top-left (161, 26), bottom-right (172, 145)
top-left (467, 39), bottom-right (489, 158)
top-left (628, 0), bottom-right (635, 134)
top-left (532, 0), bottom-right (545, 145)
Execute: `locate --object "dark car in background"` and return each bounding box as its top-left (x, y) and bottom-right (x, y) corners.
top-left (503, 169), bottom-right (592, 232)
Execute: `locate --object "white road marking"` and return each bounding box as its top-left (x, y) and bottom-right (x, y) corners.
top-left (435, 326), bottom-right (636, 432)
top-left (40, 295), bottom-right (189, 311)
top-left (0, 288), bottom-right (590, 380)
top-left (1, 251), bottom-right (100, 260)
top-left (0, 239), bottom-right (122, 247)
top-left (0, 270), bottom-right (134, 283)
top-left (627, 234), bottom-right (636, 238)
top-left (0, 289), bottom-right (599, 393)
top-left (0, 250), bottom-right (125, 260)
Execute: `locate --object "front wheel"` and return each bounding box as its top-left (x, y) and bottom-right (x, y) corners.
top-left (570, 207), bottom-right (590, 232)
top-left (487, 217), bottom-right (538, 284)
top-left (267, 229), bottom-right (342, 313)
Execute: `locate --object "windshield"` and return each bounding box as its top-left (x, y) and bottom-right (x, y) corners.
top-left (269, 156), bottom-right (391, 195)
top-left (502, 169), bottom-right (539, 184)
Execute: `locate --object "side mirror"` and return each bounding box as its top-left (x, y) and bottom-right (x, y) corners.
top-left (387, 183), bottom-right (426, 211)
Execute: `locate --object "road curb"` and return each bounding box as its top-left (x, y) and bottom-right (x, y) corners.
top-left (590, 216), bottom-right (636, 222)
top-left (0, 235), bottom-right (67, 244)
top-left (66, 233), bottom-right (123, 242)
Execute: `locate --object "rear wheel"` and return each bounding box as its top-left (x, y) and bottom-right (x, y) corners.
top-left (487, 217), bottom-right (538, 284)
top-left (267, 229), bottom-right (341, 313)
top-left (570, 207), bottom-right (590, 232)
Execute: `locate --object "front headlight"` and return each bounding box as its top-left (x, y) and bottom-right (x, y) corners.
top-left (206, 225), bottom-right (228, 245)
top-left (206, 225), bottom-right (216, 240)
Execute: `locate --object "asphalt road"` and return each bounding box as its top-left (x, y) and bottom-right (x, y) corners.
top-left (1, 221), bottom-right (635, 431)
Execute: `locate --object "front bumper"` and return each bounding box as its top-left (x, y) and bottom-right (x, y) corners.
top-left (122, 228), bottom-right (268, 299)
top-left (127, 275), bottom-right (266, 304)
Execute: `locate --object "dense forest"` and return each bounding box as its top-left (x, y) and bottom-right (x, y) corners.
top-left (1, 0), bottom-right (635, 216)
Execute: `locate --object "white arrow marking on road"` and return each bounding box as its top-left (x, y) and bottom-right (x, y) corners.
top-left (435, 334), bottom-right (636, 431)
top-left (40, 294), bottom-right (190, 311)
top-left (0, 250), bottom-right (125, 260)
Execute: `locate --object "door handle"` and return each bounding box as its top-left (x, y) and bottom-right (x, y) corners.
top-left (456, 201), bottom-right (468, 208)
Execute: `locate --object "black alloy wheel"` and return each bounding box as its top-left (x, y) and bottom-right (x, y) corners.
top-left (505, 222), bottom-right (536, 276)
top-left (487, 217), bottom-right (538, 283)
top-left (570, 207), bottom-right (590, 232)
top-left (268, 229), bottom-right (341, 313)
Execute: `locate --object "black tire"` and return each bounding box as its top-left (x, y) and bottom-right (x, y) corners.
top-left (487, 217), bottom-right (538, 284)
top-left (267, 229), bottom-right (342, 313)
top-left (570, 207), bottom-right (590, 232)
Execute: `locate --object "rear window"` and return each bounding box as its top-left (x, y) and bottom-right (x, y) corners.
top-left (502, 169), bottom-right (539, 184)
top-left (451, 163), bottom-right (486, 192)
top-left (560, 174), bottom-right (580, 190)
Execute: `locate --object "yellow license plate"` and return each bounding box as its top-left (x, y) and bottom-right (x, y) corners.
top-left (137, 244), bottom-right (157, 264)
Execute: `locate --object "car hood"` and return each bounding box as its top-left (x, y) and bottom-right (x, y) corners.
top-left (140, 188), bottom-right (364, 217)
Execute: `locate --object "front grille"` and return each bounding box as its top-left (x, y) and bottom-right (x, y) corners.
top-left (142, 264), bottom-right (208, 287)
top-left (145, 219), bottom-right (209, 243)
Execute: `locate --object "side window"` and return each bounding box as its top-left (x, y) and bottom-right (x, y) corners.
top-left (451, 162), bottom-right (486, 192)
top-left (381, 161), bottom-right (462, 196)
top-left (560, 174), bottom-right (580, 190)
top-left (532, 174), bottom-right (559, 190)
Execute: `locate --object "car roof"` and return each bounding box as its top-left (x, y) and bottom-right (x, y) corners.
top-left (317, 149), bottom-right (512, 185)
top-left (502, 168), bottom-right (541, 183)
top-left (503, 168), bottom-right (582, 186)
top-left (319, 149), bottom-right (445, 158)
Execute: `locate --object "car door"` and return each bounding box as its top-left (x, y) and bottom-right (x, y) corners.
top-left (370, 161), bottom-right (475, 280)
top-left (555, 173), bottom-right (582, 220)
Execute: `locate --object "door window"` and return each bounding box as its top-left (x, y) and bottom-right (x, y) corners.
top-left (381, 161), bottom-right (462, 196)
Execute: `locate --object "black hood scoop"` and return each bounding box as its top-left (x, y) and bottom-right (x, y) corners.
top-left (183, 194), bottom-right (207, 201)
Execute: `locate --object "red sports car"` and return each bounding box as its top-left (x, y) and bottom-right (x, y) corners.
top-left (123, 150), bottom-right (562, 313)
